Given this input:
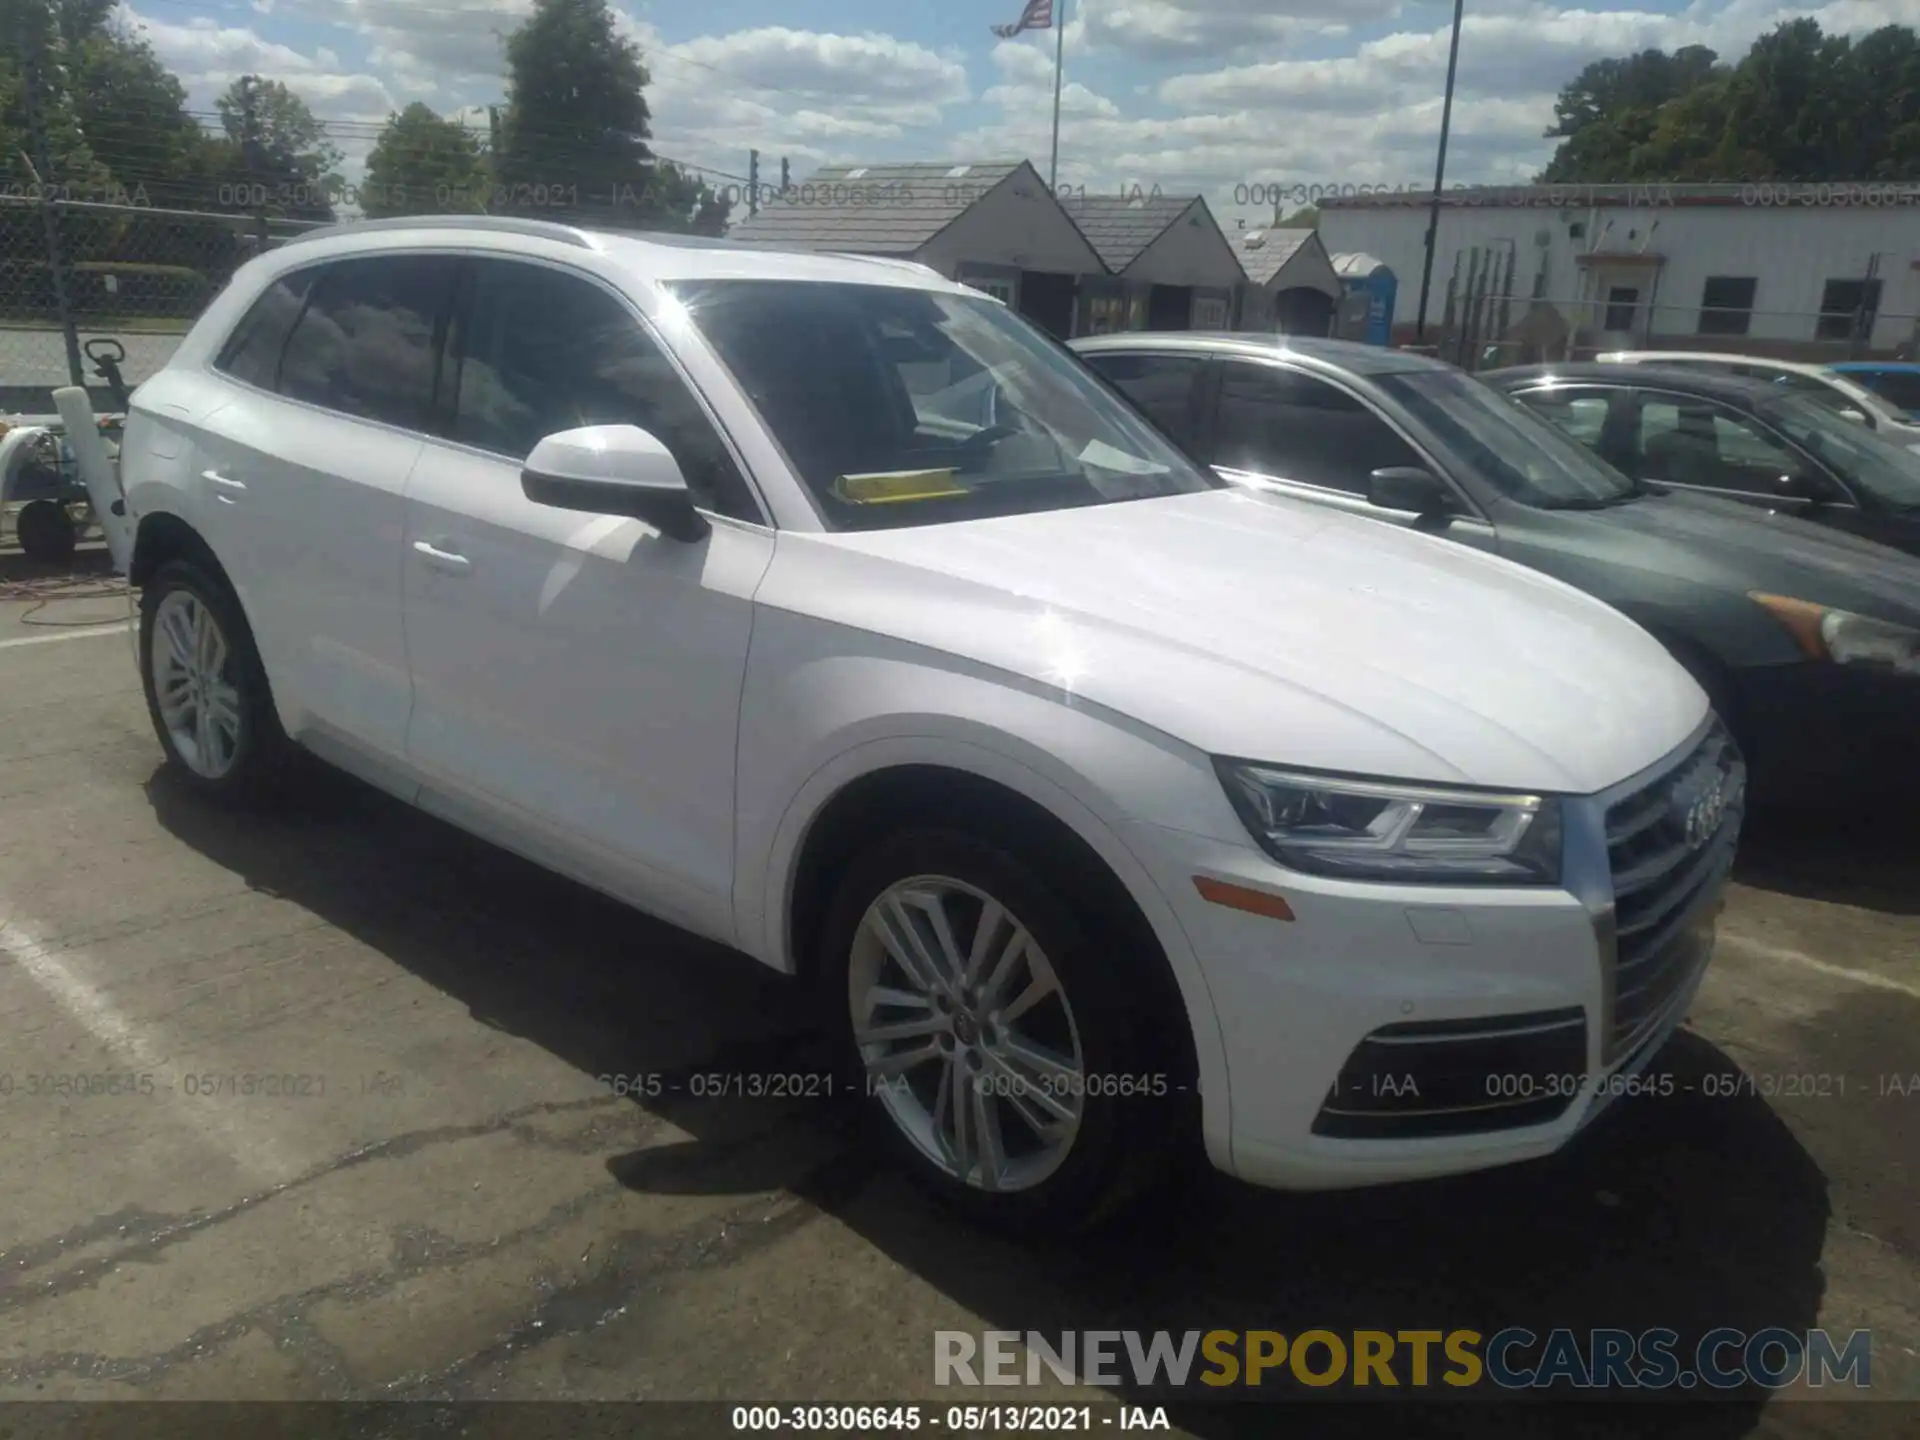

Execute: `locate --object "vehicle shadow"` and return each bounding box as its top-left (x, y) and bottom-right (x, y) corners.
top-left (0, 543), bottom-right (117, 586)
top-left (1734, 803), bottom-right (1920, 917)
top-left (147, 766), bottom-right (1833, 1437)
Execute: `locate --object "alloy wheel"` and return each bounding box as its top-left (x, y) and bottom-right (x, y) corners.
top-left (848, 875), bottom-right (1086, 1192)
top-left (150, 588), bottom-right (243, 780)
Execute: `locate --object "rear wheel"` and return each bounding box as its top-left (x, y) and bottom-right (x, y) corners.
top-left (819, 826), bottom-right (1183, 1233)
top-left (139, 558), bottom-right (292, 803)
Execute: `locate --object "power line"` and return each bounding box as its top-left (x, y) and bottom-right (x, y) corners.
top-left (45, 103), bottom-right (763, 189)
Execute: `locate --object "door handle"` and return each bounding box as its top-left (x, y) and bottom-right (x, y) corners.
top-left (203, 469), bottom-right (246, 502)
top-left (412, 539), bottom-right (472, 576)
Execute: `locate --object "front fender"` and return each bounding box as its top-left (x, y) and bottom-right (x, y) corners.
top-left (732, 622), bottom-right (1240, 1167)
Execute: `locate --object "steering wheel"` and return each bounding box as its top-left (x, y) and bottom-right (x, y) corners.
top-left (84, 337), bottom-right (127, 365)
top-left (950, 421), bottom-right (1023, 469)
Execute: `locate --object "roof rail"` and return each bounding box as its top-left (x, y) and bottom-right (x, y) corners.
top-left (604, 229), bottom-right (756, 250)
top-left (277, 214), bottom-right (594, 249)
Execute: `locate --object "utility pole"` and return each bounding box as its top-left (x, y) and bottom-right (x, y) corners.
top-left (748, 149), bottom-right (760, 217)
top-left (22, 46), bottom-right (84, 388)
top-left (780, 156), bottom-right (790, 195)
top-left (1414, 0), bottom-right (1465, 343)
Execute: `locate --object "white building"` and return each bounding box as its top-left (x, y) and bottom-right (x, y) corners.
top-left (1316, 184), bottom-right (1920, 358)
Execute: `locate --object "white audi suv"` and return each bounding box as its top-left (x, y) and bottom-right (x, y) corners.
top-left (109, 218), bottom-right (1744, 1230)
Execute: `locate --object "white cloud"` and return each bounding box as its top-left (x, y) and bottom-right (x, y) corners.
top-left (984, 35), bottom-right (1121, 119)
top-left (1081, 0), bottom-right (1400, 57)
top-left (613, 21), bottom-right (972, 187)
top-left (122, 6), bottom-right (396, 123)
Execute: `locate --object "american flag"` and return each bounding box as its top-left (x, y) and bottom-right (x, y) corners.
top-left (992, 0), bottom-right (1052, 38)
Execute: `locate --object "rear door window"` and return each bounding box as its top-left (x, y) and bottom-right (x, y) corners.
top-left (1633, 396), bottom-right (1815, 493)
top-left (276, 255), bottom-right (455, 431)
top-left (1211, 361), bottom-right (1422, 494)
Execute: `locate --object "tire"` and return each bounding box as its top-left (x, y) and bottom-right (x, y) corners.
top-left (816, 825), bottom-right (1186, 1235)
top-left (17, 500), bottom-right (77, 564)
top-left (138, 558), bottom-right (293, 804)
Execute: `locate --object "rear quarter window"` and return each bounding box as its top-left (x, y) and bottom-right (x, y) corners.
top-left (213, 269), bottom-right (316, 389)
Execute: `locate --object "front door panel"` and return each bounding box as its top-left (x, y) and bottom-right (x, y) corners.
top-left (401, 444), bottom-right (773, 940)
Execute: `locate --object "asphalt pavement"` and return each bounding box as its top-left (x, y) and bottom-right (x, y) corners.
top-left (0, 548), bottom-right (1914, 1437)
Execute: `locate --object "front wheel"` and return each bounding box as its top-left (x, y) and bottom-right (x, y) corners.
top-left (138, 558), bottom-right (292, 802)
top-left (819, 827), bottom-right (1182, 1233)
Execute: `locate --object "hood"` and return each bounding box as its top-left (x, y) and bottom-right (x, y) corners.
top-left (769, 489), bottom-right (1707, 794)
top-left (1554, 488), bottom-right (1920, 622)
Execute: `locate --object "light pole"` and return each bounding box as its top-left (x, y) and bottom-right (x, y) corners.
top-left (1414, 0), bottom-right (1465, 343)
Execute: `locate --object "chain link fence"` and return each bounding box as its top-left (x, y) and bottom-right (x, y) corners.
top-left (0, 196), bottom-right (327, 409)
top-left (7, 193), bottom-right (1918, 405)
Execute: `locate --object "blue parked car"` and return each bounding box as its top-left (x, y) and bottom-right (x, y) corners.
top-left (1830, 361), bottom-right (1920, 422)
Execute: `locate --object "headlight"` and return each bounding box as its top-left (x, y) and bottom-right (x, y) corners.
top-left (1750, 593), bottom-right (1920, 674)
top-left (1213, 761), bottom-right (1563, 884)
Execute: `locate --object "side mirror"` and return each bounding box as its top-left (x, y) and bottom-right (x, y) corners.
top-left (521, 424), bottom-right (709, 543)
top-left (1368, 466), bottom-right (1455, 517)
top-left (1838, 407), bottom-right (1869, 426)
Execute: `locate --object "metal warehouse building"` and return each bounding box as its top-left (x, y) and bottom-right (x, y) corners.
top-left (1316, 184), bottom-right (1920, 360)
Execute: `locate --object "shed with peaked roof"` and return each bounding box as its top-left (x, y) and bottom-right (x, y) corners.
top-left (1059, 192), bottom-right (1248, 333)
top-left (727, 159), bottom-right (1105, 338)
top-left (1236, 227), bottom-right (1343, 335)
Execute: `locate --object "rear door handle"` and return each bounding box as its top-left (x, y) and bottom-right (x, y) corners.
top-left (412, 539), bottom-right (472, 576)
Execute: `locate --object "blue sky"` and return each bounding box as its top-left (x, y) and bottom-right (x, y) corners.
top-left (119, 0), bottom-right (1920, 227)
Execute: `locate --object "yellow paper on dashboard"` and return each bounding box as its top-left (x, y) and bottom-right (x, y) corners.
top-left (833, 469), bottom-right (967, 504)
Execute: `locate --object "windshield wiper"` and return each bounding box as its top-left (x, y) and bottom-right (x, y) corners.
top-left (1542, 490), bottom-right (1641, 510)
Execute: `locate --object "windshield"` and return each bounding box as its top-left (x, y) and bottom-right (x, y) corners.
top-left (1777, 372), bottom-right (1891, 423)
top-left (1842, 368), bottom-right (1920, 414)
top-left (1376, 369), bottom-right (1639, 507)
top-left (667, 280), bottom-right (1219, 530)
top-left (1646, 359), bottom-right (1898, 425)
top-left (1760, 394), bottom-right (1920, 509)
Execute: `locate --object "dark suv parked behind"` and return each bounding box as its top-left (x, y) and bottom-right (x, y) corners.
top-left (1487, 362), bottom-right (1920, 558)
top-left (1073, 333), bottom-right (1920, 808)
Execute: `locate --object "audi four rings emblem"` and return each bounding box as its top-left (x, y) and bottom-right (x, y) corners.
top-left (1681, 774), bottom-right (1730, 848)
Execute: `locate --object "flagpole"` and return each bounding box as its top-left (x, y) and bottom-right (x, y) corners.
top-left (1048, 0), bottom-right (1066, 190)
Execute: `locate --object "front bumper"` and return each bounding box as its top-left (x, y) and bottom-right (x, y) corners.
top-left (1128, 718), bottom-right (1741, 1191)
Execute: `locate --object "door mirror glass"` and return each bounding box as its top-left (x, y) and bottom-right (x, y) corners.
top-left (1368, 466), bottom-right (1454, 516)
top-left (522, 424), bottom-right (710, 542)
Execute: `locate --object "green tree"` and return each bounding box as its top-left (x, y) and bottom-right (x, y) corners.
top-left (496, 0), bottom-right (728, 232)
top-left (1277, 205), bottom-right (1318, 227)
top-left (1545, 45), bottom-right (1721, 140)
top-left (1539, 22), bottom-right (1920, 183)
top-left (0, 0), bottom-right (105, 193)
top-left (215, 76), bottom-right (344, 219)
top-left (362, 102), bottom-right (489, 216)
top-left (69, 16), bottom-right (213, 204)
